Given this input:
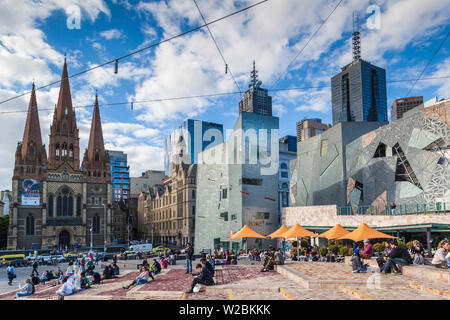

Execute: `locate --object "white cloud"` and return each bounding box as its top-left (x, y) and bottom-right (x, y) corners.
top-left (99, 29), bottom-right (125, 40)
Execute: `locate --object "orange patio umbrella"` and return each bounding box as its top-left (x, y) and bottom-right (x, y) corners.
top-left (230, 225), bottom-right (267, 239)
top-left (336, 223), bottom-right (398, 242)
top-left (279, 224), bottom-right (317, 239)
top-left (279, 224), bottom-right (317, 257)
top-left (266, 224), bottom-right (289, 238)
top-left (318, 224), bottom-right (350, 240)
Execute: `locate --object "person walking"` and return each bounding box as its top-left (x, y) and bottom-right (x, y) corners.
top-left (390, 202), bottom-right (396, 215)
top-left (32, 259), bottom-right (39, 277)
top-left (185, 243), bottom-right (194, 274)
top-left (6, 263), bottom-right (15, 286)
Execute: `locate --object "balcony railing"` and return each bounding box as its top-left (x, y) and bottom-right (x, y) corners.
top-left (338, 202), bottom-right (449, 215)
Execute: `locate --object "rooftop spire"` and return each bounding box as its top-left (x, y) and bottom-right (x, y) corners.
top-left (21, 82), bottom-right (43, 159)
top-left (56, 58), bottom-right (73, 120)
top-left (352, 12), bottom-right (361, 61)
top-left (250, 60), bottom-right (259, 88)
top-left (86, 93), bottom-right (105, 162)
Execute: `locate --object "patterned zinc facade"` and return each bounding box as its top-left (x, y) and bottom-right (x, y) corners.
top-left (345, 98), bottom-right (450, 208)
top-left (290, 98), bottom-right (449, 211)
top-left (8, 61), bottom-right (113, 250)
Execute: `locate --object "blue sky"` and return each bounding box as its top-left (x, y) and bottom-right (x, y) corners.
top-left (0, 0), bottom-right (449, 190)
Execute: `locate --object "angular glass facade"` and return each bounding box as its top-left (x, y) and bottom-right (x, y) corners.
top-left (331, 59), bottom-right (387, 125)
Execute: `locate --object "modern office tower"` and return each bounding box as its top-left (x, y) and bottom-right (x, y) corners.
top-left (296, 118), bottom-right (331, 142)
top-left (108, 150), bottom-right (130, 201)
top-left (331, 27), bottom-right (387, 125)
top-left (391, 96), bottom-right (423, 121)
top-left (238, 61), bottom-right (272, 116)
top-left (1, 190), bottom-right (11, 216)
top-left (163, 119), bottom-right (223, 176)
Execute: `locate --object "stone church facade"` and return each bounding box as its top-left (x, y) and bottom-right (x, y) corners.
top-left (8, 60), bottom-right (115, 250)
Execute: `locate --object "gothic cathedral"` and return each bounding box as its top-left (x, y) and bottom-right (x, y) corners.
top-left (8, 60), bottom-right (113, 250)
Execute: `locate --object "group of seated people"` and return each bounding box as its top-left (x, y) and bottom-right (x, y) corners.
top-left (260, 248), bottom-right (285, 272)
top-left (353, 239), bottom-right (449, 274)
top-left (122, 259), bottom-right (162, 290)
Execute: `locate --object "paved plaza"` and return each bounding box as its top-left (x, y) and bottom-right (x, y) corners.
top-left (1, 259), bottom-right (448, 300)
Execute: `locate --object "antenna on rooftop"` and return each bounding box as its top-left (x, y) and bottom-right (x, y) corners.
top-left (352, 12), bottom-right (361, 61)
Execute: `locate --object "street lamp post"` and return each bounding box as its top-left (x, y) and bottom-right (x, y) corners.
top-left (103, 204), bottom-right (107, 253)
top-left (90, 219), bottom-right (93, 253)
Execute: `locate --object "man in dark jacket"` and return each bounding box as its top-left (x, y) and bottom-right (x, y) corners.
top-left (185, 243), bottom-right (194, 274)
top-left (381, 241), bottom-right (412, 274)
top-left (200, 258), bottom-right (214, 277)
top-left (185, 264), bottom-right (215, 293)
top-left (376, 241), bottom-right (393, 271)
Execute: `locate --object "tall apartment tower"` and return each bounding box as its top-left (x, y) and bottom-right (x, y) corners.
top-left (108, 150), bottom-right (130, 201)
top-left (391, 96), bottom-right (423, 121)
top-left (296, 118), bottom-right (331, 142)
top-left (331, 27), bottom-right (387, 125)
top-left (238, 61), bottom-right (272, 116)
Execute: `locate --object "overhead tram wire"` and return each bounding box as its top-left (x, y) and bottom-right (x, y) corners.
top-left (405, 31), bottom-right (449, 97)
top-left (0, 0), bottom-right (268, 106)
top-left (193, 0), bottom-right (242, 94)
top-left (1, 75), bottom-right (449, 115)
top-left (269, 0), bottom-right (344, 90)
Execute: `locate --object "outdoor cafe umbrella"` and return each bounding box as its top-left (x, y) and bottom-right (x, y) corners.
top-left (231, 225), bottom-right (266, 249)
top-left (318, 224), bottom-right (350, 240)
top-left (267, 224), bottom-right (290, 253)
top-left (336, 223), bottom-right (398, 242)
top-left (266, 224), bottom-right (289, 238)
top-left (279, 224), bottom-right (317, 257)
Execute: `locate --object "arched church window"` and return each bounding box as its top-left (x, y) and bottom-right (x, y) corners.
top-left (29, 146), bottom-right (34, 156)
top-left (69, 144), bottom-right (73, 158)
top-left (57, 188), bottom-right (74, 217)
top-left (56, 144), bottom-right (60, 157)
top-left (76, 196), bottom-right (82, 216)
top-left (48, 195), bottom-right (53, 217)
top-left (26, 214), bottom-right (35, 235)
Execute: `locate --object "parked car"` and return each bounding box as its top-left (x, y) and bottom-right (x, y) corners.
top-left (51, 255), bottom-right (66, 263)
top-left (37, 254), bottom-right (52, 264)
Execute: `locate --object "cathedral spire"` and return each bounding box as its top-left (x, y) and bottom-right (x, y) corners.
top-left (13, 82), bottom-right (47, 179)
top-left (48, 60), bottom-right (80, 170)
top-left (56, 58), bottom-right (73, 120)
top-left (81, 93), bottom-right (110, 182)
top-left (21, 82), bottom-right (43, 159)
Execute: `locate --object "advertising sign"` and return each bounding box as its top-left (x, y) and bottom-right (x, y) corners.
top-left (21, 179), bottom-right (40, 206)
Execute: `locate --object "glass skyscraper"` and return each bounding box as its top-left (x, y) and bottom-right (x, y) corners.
top-left (164, 119), bottom-right (224, 175)
top-left (107, 150), bottom-right (130, 201)
top-left (331, 59), bottom-right (387, 125)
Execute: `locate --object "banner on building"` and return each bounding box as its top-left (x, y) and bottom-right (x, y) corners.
top-left (21, 179), bottom-right (40, 206)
